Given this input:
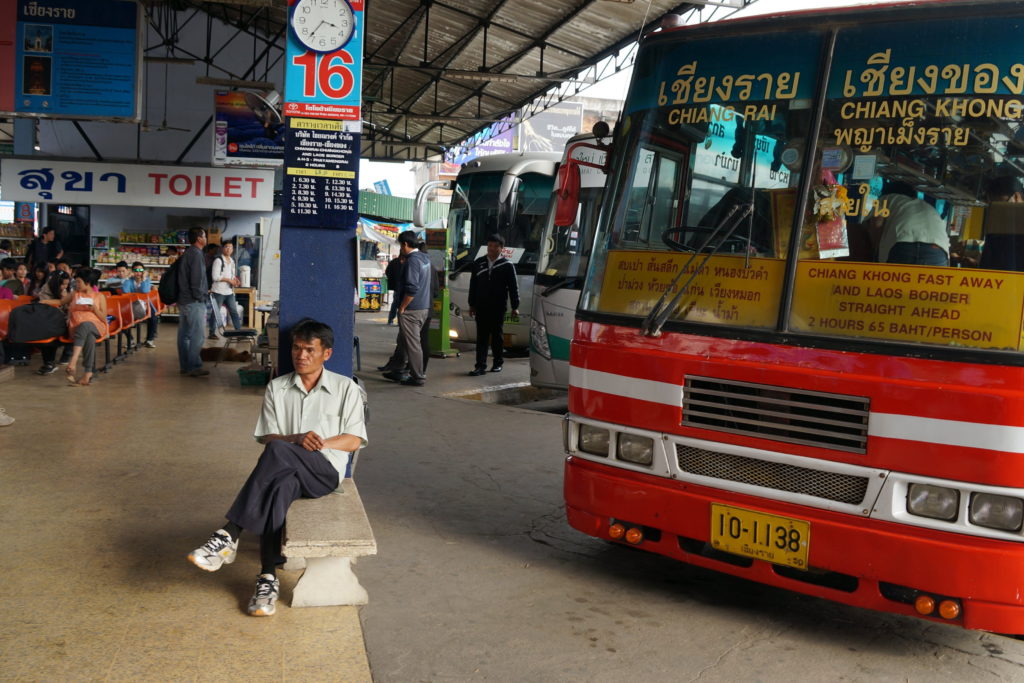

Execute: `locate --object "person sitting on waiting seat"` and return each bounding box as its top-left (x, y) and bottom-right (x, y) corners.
top-left (61, 267), bottom-right (108, 387)
top-left (106, 261), bottom-right (130, 293)
top-left (15, 262), bottom-right (29, 293)
top-left (1, 258), bottom-right (25, 295)
top-left (186, 319), bottom-right (367, 617)
top-left (27, 264), bottom-right (48, 297)
top-left (121, 261), bottom-right (158, 348)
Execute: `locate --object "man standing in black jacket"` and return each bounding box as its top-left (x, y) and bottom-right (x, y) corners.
top-left (468, 234), bottom-right (519, 376)
top-left (177, 227), bottom-right (210, 377)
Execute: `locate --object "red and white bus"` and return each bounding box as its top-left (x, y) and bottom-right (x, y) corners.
top-left (564, 1), bottom-right (1024, 634)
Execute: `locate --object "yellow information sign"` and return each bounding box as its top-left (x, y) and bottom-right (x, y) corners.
top-left (791, 262), bottom-right (1024, 350)
top-left (598, 251), bottom-right (785, 327)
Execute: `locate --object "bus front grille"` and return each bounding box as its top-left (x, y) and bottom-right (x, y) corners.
top-left (683, 377), bottom-right (869, 454)
top-left (676, 445), bottom-right (870, 505)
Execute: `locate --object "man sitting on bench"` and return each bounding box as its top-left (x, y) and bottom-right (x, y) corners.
top-left (187, 318), bottom-right (368, 616)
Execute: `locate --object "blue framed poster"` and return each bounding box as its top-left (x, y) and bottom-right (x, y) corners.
top-left (1, 0), bottom-right (141, 121)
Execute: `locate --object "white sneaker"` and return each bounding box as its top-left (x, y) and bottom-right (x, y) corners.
top-left (248, 574), bottom-right (280, 616)
top-left (143, 340), bottom-right (156, 348)
top-left (187, 530), bottom-right (238, 572)
top-left (0, 407), bottom-right (13, 427)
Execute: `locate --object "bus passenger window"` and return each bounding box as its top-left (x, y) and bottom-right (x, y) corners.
top-left (789, 15), bottom-right (1024, 352)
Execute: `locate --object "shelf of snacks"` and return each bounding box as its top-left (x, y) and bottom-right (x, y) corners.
top-left (118, 230), bottom-right (190, 245)
top-left (91, 235), bottom-right (182, 270)
top-left (1, 222), bottom-right (33, 256)
top-left (0, 222), bottom-right (33, 238)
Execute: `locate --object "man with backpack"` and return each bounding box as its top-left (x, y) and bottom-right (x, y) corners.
top-left (176, 227), bottom-right (210, 377)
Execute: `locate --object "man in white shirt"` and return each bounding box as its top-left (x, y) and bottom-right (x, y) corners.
top-left (187, 319), bottom-right (368, 616)
top-left (871, 182), bottom-right (949, 266)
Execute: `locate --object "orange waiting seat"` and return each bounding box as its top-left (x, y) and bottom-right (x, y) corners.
top-left (147, 289), bottom-right (163, 314)
top-left (0, 300), bottom-right (14, 341)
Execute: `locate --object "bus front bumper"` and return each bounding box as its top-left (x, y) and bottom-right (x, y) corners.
top-left (565, 455), bottom-right (1024, 635)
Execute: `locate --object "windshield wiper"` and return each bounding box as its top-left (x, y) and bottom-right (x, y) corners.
top-left (541, 276), bottom-right (581, 297)
top-left (640, 203), bottom-right (754, 337)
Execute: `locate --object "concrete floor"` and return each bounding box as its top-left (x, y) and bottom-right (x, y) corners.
top-left (0, 334), bottom-right (370, 682)
top-left (4, 316), bottom-right (1024, 682)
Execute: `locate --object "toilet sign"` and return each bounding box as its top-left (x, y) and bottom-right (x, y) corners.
top-left (1, 159), bottom-right (273, 210)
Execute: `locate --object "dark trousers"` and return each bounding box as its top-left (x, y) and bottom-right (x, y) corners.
top-left (383, 313), bottom-right (432, 374)
top-left (886, 242), bottom-right (948, 266)
top-left (226, 440), bottom-right (340, 568)
top-left (40, 341), bottom-right (63, 366)
top-left (474, 308), bottom-right (505, 370)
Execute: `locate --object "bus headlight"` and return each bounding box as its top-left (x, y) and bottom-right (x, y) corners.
top-left (617, 433), bottom-right (654, 466)
top-left (531, 318), bottom-right (551, 359)
top-left (578, 424), bottom-right (610, 457)
top-left (969, 492), bottom-right (1024, 531)
top-left (907, 483), bottom-right (959, 521)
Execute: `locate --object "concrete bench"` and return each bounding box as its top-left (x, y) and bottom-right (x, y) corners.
top-left (282, 479), bottom-right (377, 607)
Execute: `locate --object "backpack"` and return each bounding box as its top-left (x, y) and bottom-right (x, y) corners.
top-left (158, 258), bottom-right (181, 305)
top-left (7, 303), bottom-right (68, 342)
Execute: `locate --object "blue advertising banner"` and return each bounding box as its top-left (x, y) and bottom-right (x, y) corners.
top-left (3, 0), bottom-right (140, 121)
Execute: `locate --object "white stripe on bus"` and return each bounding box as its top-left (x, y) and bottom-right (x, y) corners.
top-left (568, 366), bottom-right (683, 407)
top-left (569, 365), bottom-right (1024, 453)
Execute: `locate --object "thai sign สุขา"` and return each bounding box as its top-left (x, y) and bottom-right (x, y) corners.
top-left (1, 159), bottom-right (274, 211)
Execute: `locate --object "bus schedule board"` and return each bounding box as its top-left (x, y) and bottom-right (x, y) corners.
top-left (0, 0), bottom-right (141, 121)
top-left (281, 117), bottom-right (358, 229)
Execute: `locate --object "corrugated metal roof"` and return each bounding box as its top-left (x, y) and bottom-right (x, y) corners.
top-left (359, 191), bottom-right (447, 223)
top-left (153, 1), bottom-right (755, 160)
top-left (362, 0), bottom-right (703, 159)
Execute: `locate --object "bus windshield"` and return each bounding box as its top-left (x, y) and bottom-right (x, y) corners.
top-left (537, 148), bottom-right (608, 288)
top-left (450, 170), bottom-right (553, 277)
top-left (582, 13), bottom-right (1024, 355)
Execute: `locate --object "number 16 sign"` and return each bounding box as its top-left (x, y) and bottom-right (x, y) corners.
top-left (284, 0), bottom-right (363, 122)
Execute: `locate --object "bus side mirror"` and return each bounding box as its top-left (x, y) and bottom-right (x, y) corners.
top-left (413, 180), bottom-right (453, 228)
top-left (554, 161), bottom-right (581, 228)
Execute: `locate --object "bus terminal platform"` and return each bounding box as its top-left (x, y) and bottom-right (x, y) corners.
top-left (3, 315), bottom-right (1024, 682)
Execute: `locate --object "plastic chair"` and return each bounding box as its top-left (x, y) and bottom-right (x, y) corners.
top-left (0, 300), bottom-right (14, 341)
top-left (216, 328), bottom-right (259, 366)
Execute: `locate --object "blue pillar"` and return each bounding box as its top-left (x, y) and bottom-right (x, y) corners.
top-left (278, 227), bottom-right (356, 376)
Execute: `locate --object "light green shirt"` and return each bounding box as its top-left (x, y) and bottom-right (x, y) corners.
top-left (254, 369), bottom-right (368, 482)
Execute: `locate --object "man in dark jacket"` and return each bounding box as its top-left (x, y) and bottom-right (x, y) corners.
top-left (384, 254), bottom-right (402, 326)
top-left (468, 233), bottom-right (519, 376)
top-left (177, 227), bottom-right (210, 377)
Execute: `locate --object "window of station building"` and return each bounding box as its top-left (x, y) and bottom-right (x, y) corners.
top-left (583, 30), bottom-right (823, 329)
top-left (789, 16), bottom-right (1024, 353)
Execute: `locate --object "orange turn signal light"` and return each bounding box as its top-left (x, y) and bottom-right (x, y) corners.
top-left (625, 527), bottom-right (644, 545)
top-left (938, 599), bottom-right (961, 620)
top-left (608, 523), bottom-right (625, 540)
top-left (914, 595), bottom-right (936, 615)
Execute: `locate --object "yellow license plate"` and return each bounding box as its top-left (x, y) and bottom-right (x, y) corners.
top-left (710, 504), bottom-right (810, 569)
